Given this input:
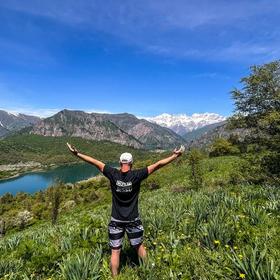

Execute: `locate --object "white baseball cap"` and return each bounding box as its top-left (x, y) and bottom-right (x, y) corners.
top-left (120, 152), bottom-right (133, 164)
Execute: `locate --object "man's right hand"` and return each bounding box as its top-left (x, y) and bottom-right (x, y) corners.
top-left (66, 142), bottom-right (78, 155)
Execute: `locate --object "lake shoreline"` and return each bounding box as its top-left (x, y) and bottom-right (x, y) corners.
top-left (0, 161), bottom-right (81, 181)
top-left (0, 161), bottom-right (102, 196)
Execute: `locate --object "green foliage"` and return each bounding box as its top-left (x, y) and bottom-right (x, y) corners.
top-left (49, 184), bottom-right (62, 225)
top-left (231, 61), bottom-right (280, 123)
top-left (209, 138), bottom-right (240, 157)
top-left (59, 249), bottom-right (102, 280)
top-left (0, 134), bottom-right (152, 166)
top-left (228, 246), bottom-right (278, 280)
top-left (187, 149), bottom-right (204, 189)
top-left (230, 60), bottom-right (280, 182)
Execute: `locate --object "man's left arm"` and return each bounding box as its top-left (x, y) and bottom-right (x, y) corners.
top-left (147, 145), bottom-right (185, 175)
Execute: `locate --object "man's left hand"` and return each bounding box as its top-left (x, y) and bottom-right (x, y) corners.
top-left (173, 145), bottom-right (185, 157)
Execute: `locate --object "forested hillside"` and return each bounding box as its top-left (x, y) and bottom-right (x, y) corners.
top-left (0, 134), bottom-right (154, 180)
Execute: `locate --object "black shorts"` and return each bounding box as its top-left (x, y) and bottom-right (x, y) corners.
top-left (108, 217), bottom-right (144, 250)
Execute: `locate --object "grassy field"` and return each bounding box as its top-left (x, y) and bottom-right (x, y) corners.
top-left (0, 156), bottom-right (279, 279)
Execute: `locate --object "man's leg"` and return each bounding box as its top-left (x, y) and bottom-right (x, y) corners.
top-left (136, 243), bottom-right (147, 259)
top-left (110, 249), bottom-right (121, 277)
top-left (126, 219), bottom-right (146, 261)
top-left (108, 220), bottom-right (125, 277)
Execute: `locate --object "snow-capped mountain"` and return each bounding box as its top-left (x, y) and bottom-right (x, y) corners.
top-left (144, 113), bottom-right (227, 135)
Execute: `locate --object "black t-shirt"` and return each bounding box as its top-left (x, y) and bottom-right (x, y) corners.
top-left (102, 165), bottom-right (149, 221)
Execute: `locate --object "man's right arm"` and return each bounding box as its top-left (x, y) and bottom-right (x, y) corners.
top-left (66, 142), bottom-right (105, 172)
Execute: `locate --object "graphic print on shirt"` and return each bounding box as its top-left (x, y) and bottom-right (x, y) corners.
top-left (116, 180), bottom-right (133, 192)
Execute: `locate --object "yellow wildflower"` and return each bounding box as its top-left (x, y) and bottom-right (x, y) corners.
top-left (239, 273), bottom-right (246, 279)
top-left (234, 246), bottom-right (238, 250)
top-left (214, 240), bottom-right (220, 245)
top-left (225, 245), bottom-right (230, 249)
top-left (238, 254), bottom-right (243, 260)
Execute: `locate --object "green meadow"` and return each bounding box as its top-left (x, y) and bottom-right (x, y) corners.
top-left (0, 155), bottom-right (279, 280)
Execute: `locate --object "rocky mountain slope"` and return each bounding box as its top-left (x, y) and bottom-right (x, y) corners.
top-left (146, 113), bottom-right (226, 135)
top-left (31, 110), bottom-right (143, 149)
top-left (183, 121), bottom-right (226, 142)
top-left (0, 110), bottom-right (41, 138)
top-left (31, 110), bottom-right (186, 149)
top-left (101, 113), bottom-right (185, 149)
top-left (187, 121), bottom-right (250, 149)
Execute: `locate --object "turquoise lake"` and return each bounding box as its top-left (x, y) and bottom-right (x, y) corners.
top-left (0, 163), bottom-right (101, 196)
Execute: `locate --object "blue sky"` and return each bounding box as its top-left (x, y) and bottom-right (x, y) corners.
top-left (0, 0), bottom-right (279, 117)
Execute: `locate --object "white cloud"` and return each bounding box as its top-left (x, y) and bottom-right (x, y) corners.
top-left (0, 107), bottom-right (114, 118)
top-left (0, 107), bottom-right (59, 118)
top-left (1, 0), bottom-right (279, 63)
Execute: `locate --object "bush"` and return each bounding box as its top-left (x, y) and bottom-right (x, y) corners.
top-left (188, 149), bottom-right (204, 189)
top-left (209, 138), bottom-right (240, 157)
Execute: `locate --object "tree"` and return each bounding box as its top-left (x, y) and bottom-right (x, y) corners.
top-left (230, 60), bottom-right (280, 181)
top-left (209, 138), bottom-right (240, 157)
top-left (230, 61), bottom-right (280, 125)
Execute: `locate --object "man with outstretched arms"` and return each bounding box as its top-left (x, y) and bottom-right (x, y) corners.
top-left (66, 142), bottom-right (185, 277)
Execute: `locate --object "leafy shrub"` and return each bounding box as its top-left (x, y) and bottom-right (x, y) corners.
top-left (209, 138), bottom-right (240, 157)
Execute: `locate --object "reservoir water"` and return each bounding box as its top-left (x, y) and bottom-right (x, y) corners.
top-left (0, 163), bottom-right (101, 196)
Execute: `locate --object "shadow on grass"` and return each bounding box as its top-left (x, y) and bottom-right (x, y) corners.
top-left (120, 246), bottom-right (140, 268)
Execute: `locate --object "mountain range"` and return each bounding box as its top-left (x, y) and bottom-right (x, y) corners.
top-left (0, 109), bottom-right (234, 150)
top-left (30, 109), bottom-right (185, 149)
top-left (145, 113), bottom-right (226, 135)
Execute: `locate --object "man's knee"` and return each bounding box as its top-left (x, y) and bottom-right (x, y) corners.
top-left (111, 248), bottom-right (121, 260)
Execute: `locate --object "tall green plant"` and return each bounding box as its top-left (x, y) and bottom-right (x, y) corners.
top-left (188, 149), bottom-right (204, 189)
top-left (49, 184), bottom-right (62, 225)
top-left (59, 249), bottom-right (102, 280)
top-left (228, 246), bottom-right (278, 280)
